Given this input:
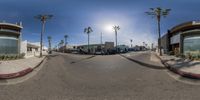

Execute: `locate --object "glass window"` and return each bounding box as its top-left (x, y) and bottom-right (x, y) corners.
top-left (0, 38), bottom-right (18, 54)
top-left (184, 35), bottom-right (200, 55)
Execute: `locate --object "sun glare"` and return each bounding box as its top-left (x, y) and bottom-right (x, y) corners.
top-left (104, 24), bottom-right (114, 33)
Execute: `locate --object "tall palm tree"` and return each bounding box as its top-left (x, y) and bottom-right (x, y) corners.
top-left (130, 39), bottom-right (133, 48)
top-left (35, 14), bottom-right (53, 57)
top-left (64, 35), bottom-right (68, 46)
top-left (113, 26), bottom-right (120, 53)
top-left (58, 42), bottom-right (61, 51)
top-left (146, 7), bottom-right (171, 56)
top-left (64, 35), bottom-right (68, 52)
top-left (47, 36), bottom-right (52, 53)
top-left (60, 40), bottom-right (64, 52)
top-left (84, 27), bottom-right (93, 53)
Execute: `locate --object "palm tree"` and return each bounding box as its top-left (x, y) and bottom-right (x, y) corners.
top-left (146, 7), bottom-right (171, 56)
top-left (47, 36), bottom-right (52, 54)
top-left (64, 35), bottom-right (68, 46)
top-left (64, 35), bottom-right (68, 52)
top-left (84, 27), bottom-right (93, 53)
top-left (60, 40), bottom-right (64, 52)
top-left (58, 42), bottom-right (61, 51)
top-left (35, 14), bottom-right (53, 57)
top-left (113, 26), bottom-right (120, 53)
top-left (130, 39), bottom-right (133, 48)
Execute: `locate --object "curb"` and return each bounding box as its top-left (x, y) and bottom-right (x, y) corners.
top-left (119, 54), bottom-right (166, 70)
top-left (154, 53), bottom-right (200, 79)
top-left (0, 56), bottom-right (47, 79)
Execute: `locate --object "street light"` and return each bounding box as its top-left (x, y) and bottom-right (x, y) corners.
top-left (146, 7), bottom-right (171, 56)
top-left (35, 14), bottom-right (53, 57)
top-left (113, 25), bottom-right (120, 53)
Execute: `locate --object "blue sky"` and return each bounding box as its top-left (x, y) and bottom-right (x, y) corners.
top-left (0, 0), bottom-right (200, 47)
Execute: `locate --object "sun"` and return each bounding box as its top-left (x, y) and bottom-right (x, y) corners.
top-left (104, 24), bottom-right (114, 33)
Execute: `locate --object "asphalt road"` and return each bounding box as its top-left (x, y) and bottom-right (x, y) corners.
top-left (0, 52), bottom-right (200, 100)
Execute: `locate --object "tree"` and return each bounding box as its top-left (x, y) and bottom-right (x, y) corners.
top-left (146, 7), bottom-right (171, 56)
top-left (64, 35), bottom-right (68, 46)
top-left (60, 40), bottom-right (64, 52)
top-left (130, 39), bottom-right (133, 48)
top-left (84, 27), bottom-right (93, 53)
top-left (113, 26), bottom-right (120, 53)
top-left (64, 35), bottom-right (68, 52)
top-left (47, 36), bottom-right (52, 54)
top-left (35, 14), bottom-right (53, 57)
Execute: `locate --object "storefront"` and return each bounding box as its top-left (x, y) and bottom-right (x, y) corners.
top-left (183, 30), bottom-right (200, 55)
top-left (0, 22), bottom-right (22, 54)
top-left (161, 21), bottom-right (200, 55)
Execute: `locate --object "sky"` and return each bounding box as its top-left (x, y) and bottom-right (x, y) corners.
top-left (0, 0), bottom-right (200, 47)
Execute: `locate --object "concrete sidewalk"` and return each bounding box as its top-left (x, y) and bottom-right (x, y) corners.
top-left (154, 52), bottom-right (200, 79)
top-left (0, 56), bottom-right (46, 79)
top-left (121, 51), bottom-right (165, 70)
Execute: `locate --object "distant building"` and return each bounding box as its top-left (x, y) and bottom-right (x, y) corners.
top-left (77, 44), bottom-right (104, 54)
top-left (76, 42), bottom-right (115, 54)
top-left (132, 45), bottom-right (146, 51)
top-left (0, 22), bottom-right (22, 54)
top-left (105, 42), bottom-right (114, 50)
top-left (117, 45), bottom-right (129, 53)
top-left (21, 40), bottom-right (47, 58)
top-left (161, 21), bottom-right (200, 55)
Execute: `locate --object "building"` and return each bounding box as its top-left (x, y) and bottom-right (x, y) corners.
top-left (21, 40), bottom-right (48, 58)
top-left (161, 21), bottom-right (200, 55)
top-left (77, 44), bottom-right (104, 54)
top-left (76, 42), bottom-right (115, 54)
top-left (0, 22), bottom-right (22, 54)
top-left (117, 45), bottom-right (129, 53)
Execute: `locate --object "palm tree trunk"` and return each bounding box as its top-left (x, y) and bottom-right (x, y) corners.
top-left (157, 17), bottom-right (162, 56)
top-left (115, 30), bottom-right (118, 53)
top-left (88, 33), bottom-right (90, 53)
top-left (40, 20), bottom-right (45, 57)
top-left (65, 38), bottom-right (67, 46)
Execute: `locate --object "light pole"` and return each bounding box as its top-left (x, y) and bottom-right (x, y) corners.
top-left (113, 25), bottom-right (120, 53)
top-left (146, 7), bottom-right (171, 56)
top-left (35, 14), bottom-right (53, 57)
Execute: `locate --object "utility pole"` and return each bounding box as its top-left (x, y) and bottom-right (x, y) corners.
top-left (35, 14), bottom-right (53, 57)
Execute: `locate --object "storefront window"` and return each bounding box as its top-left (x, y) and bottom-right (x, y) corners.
top-left (0, 38), bottom-right (18, 54)
top-left (184, 35), bottom-right (200, 55)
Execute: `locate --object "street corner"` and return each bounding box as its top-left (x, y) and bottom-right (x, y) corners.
top-left (155, 53), bottom-right (200, 80)
top-left (0, 56), bottom-right (47, 82)
top-left (120, 53), bottom-right (166, 70)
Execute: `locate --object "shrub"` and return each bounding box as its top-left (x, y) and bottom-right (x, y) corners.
top-left (0, 53), bottom-right (26, 61)
top-left (169, 51), bottom-right (174, 55)
top-left (19, 53), bottom-right (25, 59)
top-left (0, 55), bottom-right (3, 60)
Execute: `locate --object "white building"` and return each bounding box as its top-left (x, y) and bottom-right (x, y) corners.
top-left (21, 40), bottom-right (48, 58)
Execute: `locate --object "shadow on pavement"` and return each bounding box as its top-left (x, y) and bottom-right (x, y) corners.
top-left (120, 54), bottom-right (166, 70)
top-left (70, 55), bottom-right (96, 64)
